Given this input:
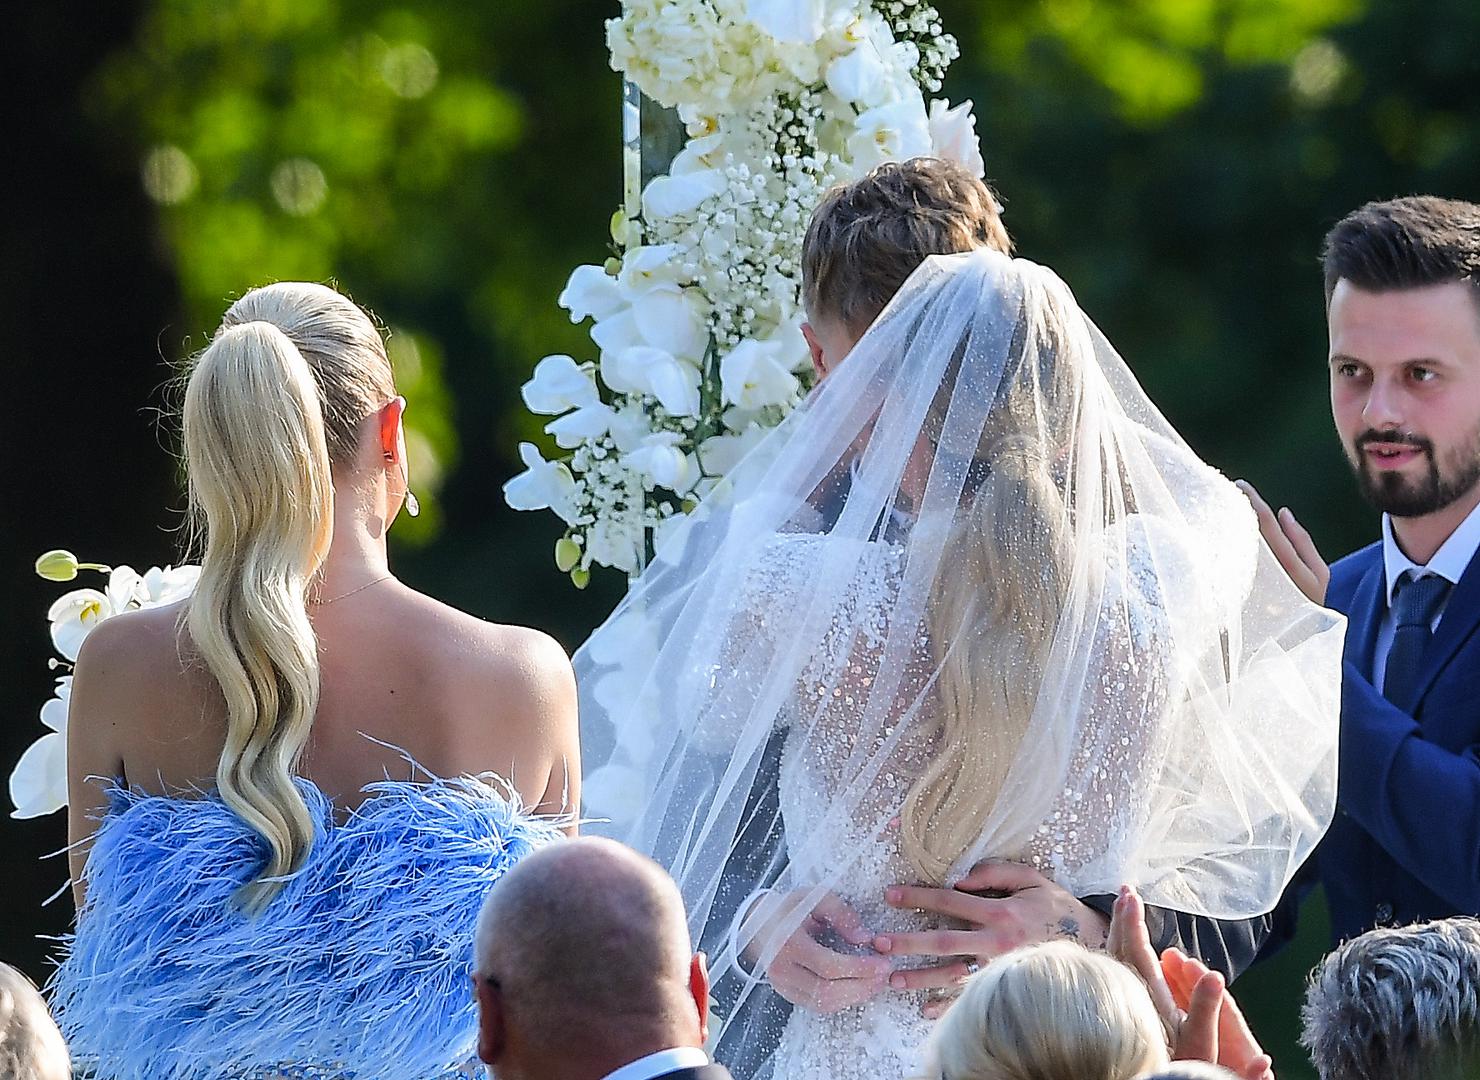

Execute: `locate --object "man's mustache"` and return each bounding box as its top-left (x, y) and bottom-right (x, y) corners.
top-left (1354, 429), bottom-right (1434, 454)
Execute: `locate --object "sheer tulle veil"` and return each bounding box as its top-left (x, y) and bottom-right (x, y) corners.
top-left (575, 248), bottom-right (1342, 1054)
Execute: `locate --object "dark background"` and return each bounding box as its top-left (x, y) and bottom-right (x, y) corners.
top-left (9, 2), bottom-right (1478, 1075)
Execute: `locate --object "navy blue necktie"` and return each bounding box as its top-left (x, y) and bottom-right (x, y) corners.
top-left (1383, 571), bottom-right (1452, 708)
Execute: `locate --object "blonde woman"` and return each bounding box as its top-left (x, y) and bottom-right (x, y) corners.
top-left (577, 161), bottom-right (1342, 1079)
top-left (50, 282), bottom-right (579, 1079)
top-left (921, 941), bottom-right (1168, 1080)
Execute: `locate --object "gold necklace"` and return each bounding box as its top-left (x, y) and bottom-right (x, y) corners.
top-left (314, 573), bottom-right (394, 606)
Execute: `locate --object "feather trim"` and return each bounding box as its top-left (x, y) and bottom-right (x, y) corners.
top-left (49, 773), bottom-right (563, 1079)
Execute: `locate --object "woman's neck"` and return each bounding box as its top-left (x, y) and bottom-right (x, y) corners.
top-left (314, 498), bottom-right (392, 602)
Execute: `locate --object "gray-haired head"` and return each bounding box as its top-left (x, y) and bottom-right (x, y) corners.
top-left (473, 836), bottom-right (704, 1065)
top-left (1301, 917), bottom-right (1480, 1080)
top-left (0, 962), bottom-right (70, 1080)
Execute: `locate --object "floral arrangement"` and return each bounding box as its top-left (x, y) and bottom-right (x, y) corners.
top-left (504, 0), bottom-right (983, 582)
top-left (10, 550), bottom-right (199, 819)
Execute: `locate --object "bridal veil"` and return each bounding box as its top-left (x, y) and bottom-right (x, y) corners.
top-left (575, 248), bottom-right (1342, 1038)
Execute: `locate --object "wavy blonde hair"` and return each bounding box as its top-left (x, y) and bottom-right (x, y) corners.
top-left (182, 281), bottom-right (394, 913)
top-left (901, 281), bottom-right (1083, 884)
top-left (923, 941), bottom-right (1168, 1080)
top-left (0, 963), bottom-right (70, 1080)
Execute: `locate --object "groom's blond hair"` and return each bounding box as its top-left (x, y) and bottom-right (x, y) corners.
top-left (801, 157), bottom-right (1011, 333)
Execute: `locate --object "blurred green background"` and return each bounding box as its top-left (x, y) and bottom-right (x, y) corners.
top-left (9, 1), bottom-right (1479, 1075)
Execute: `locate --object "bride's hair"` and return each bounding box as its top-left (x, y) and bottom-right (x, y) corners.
top-left (182, 281), bottom-right (395, 913)
top-left (921, 941), bottom-right (1168, 1080)
top-left (902, 278), bottom-right (1084, 884)
top-left (801, 157), bottom-right (1010, 334)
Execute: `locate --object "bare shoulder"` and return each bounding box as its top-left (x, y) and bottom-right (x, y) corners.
top-left (72, 600), bottom-right (192, 698)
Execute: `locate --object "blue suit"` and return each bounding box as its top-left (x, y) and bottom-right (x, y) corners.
top-left (1287, 538), bottom-right (1480, 944)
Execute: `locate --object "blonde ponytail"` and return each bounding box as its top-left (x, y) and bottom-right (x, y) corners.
top-left (183, 321), bottom-right (332, 913)
top-left (182, 282), bottom-right (395, 913)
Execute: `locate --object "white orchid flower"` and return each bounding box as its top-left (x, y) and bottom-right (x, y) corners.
top-left (849, 92), bottom-right (934, 171)
top-left (612, 346), bottom-right (703, 418)
top-left (608, 403), bottom-right (655, 454)
top-left (522, 354), bottom-right (601, 416)
top-left (746, 0), bottom-right (830, 44)
top-left (699, 425), bottom-right (770, 475)
top-left (669, 133), bottom-right (728, 177)
top-left (825, 35), bottom-right (892, 107)
top-left (503, 443), bottom-right (579, 524)
top-left (39, 676), bottom-right (72, 735)
top-left (641, 168), bottom-right (726, 220)
top-left (9, 731), bottom-right (66, 819)
top-left (618, 244), bottom-right (689, 295)
top-left (140, 564), bottom-right (200, 605)
top-left (631, 284), bottom-right (709, 362)
top-left (47, 588), bottom-right (113, 662)
top-left (591, 309), bottom-right (647, 392)
top-left (545, 402), bottom-right (617, 449)
top-left (627, 431), bottom-right (698, 493)
top-left (558, 264), bottom-right (626, 323)
top-left (720, 338), bottom-right (801, 410)
top-left (928, 98), bottom-right (986, 178)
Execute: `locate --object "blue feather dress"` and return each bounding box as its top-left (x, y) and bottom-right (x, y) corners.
top-left (50, 774), bottom-right (563, 1079)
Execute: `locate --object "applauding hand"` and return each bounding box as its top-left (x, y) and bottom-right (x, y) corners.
top-left (875, 860), bottom-right (1110, 1018)
top-left (1108, 884), bottom-right (1275, 1080)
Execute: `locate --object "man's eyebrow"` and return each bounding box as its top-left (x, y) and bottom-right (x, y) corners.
top-left (1328, 353), bottom-right (1447, 366)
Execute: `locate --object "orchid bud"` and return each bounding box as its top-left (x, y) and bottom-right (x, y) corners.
top-left (570, 566), bottom-right (591, 590)
top-left (554, 538), bottom-right (582, 574)
top-left (35, 550), bottom-right (79, 582)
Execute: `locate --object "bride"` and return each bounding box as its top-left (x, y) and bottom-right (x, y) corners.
top-left (577, 159), bottom-right (1343, 1079)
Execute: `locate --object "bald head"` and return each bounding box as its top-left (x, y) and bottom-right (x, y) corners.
top-left (474, 837), bottom-right (705, 1066)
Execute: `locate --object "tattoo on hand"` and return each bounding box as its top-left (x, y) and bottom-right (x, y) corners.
top-left (1052, 917), bottom-right (1080, 942)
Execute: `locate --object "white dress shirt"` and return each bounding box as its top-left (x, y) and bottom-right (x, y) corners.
top-left (599, 1047), bottom-right (710, 1080)
top-left (1373, 499), bottom-right (1480, 694)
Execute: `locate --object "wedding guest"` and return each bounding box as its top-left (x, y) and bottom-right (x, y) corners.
top-left (1247, 197), bottom-right (1480, 946)
top-left (51, 282), bottom-right (579, 1077)
top-left (473, 837), bottom-right (733, 1080)
top-left (919, 940), bottom-right (1169, 1080)
top-left (1301, 917), bottom-right (1480, 1080)
top-left (0, 963), bottom-right (69, 1080)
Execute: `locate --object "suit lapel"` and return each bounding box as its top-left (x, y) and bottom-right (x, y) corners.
top-left (1407, 547), bottom-right (1480, 710)
top-left (1345, 560), bottom-right (1387, 682)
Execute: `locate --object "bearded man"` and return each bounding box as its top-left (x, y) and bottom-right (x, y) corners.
top-left (1247, 195), bottom-right (1480, 945)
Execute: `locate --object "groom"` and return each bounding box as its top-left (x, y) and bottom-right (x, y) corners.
top-left (709, 159), bottom-right (1275, 1057)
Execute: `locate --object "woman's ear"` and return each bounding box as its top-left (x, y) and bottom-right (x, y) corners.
top-left (378, 396), bottom-right (408, 463)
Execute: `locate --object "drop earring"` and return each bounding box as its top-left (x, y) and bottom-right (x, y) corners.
top-left (400, 461), bottom-right (420, 518)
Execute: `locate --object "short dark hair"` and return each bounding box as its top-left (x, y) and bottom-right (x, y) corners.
top-left (1322, 196), bottom-right (1480, 301)
top-left (801, 157), bottom-right (1012, 334)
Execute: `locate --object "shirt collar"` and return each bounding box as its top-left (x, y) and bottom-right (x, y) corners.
top-left (599, 1047), bottom-right (709, 1080)
top-left (1382, 497), bottom-right (1480, 604)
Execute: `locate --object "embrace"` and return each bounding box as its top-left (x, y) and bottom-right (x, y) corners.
top-left (576, 158), bottom-right (1344, 1080)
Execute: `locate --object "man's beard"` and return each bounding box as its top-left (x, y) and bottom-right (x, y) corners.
top-left (1347, 423), bottom-right (1480, 518)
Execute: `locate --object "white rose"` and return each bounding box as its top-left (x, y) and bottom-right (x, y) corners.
top-left (503, 443), bottom-right (579, 524)
top-left (720, 338), bottom-right (801, 410)
top-left (928, 98), bottom-right (986, 178)
top-left (558, 264), bottom-right (625, 323)
top-left (522, 354), bottom-right (601, 416)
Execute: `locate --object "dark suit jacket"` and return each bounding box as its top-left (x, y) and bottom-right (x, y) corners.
top-left (1269, 538), bottom-right (1480, 949)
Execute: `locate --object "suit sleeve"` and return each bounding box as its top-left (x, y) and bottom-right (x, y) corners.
top-left (1338, 658), bottom-right (1480, 911)
top-left (1080, 893), bottom-right (1272, 981)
